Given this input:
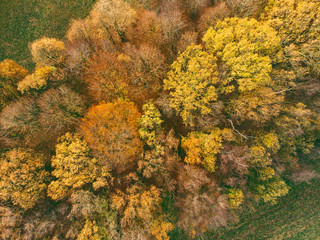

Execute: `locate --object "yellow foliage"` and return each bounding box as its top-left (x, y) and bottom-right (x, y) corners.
top-left (139, 101), bottom-right (163, 148)
top-left (151, 218), bottom-right (174, 240)
top-left (250, 146), bottom-right (272, 167)
top-left (227, 188), bottom-right (244, 208)
top-left (18, 66), bottom-right (56, 93)
top-left (259, 167), bottom-right (275, 181)
top-left (112, 185), bottom-right (172, 239)
top-left (0, 59), bottom-right (28, 81)
top-left (203, 17), bottom-right (280, 92)
top-left (182, 128), bottom-right (230, 172)
top-left (255, 176), bottom-right (289, 204)
top-left (263, 0), bottom-right (320, 45)
top-left (48, 133), bottom-right (111, 201)
top-left (259, 133), bottom-right (280, 153)
top-left (164, 44), bottom-right (219, 126)
top-left (0, 59), bottom-right (28, 109)
top-left (31, 37), bottom-right (65, 66)
top-left (0, 149), bottom-right (48, 209)
top-left (77, 219), bottom-right (101, 240)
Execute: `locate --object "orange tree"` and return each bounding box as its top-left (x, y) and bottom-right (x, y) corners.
top-left (80, 99), bottom-right (142, 173)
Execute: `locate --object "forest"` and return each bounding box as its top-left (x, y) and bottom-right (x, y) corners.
top-left (0, 0), bottom-right (319, 239)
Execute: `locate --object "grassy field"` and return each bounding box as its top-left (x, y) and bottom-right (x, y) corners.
top-left (208, 179), bottom-right (320, 240)
top-left (0, 0), bottom-right (95, 70)
top-left (206, 147), bottom-right (320, 240)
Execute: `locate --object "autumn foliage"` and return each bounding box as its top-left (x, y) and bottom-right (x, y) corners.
top-left (1, 0), bottom-right (320, 239)
top-left (80, 100), bottom-right (142, 173)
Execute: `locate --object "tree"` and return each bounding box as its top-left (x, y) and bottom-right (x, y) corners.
top-left (30, 37), bottom-right (65, 66)
top-left (158, 0), bottom-right (186, 58)
top-left (0, 97), bottom-right (40, 147)
top-left (77, 219), bottom-right (102, 240)
top-left (225, 0), bottom-right (266, 17)
top-left (132, 10), bottom-right (164, 47)
top-left (138, 102), bottom-right (181, 191)
top-left (198, 2), bottom-right (231, 34)
top-left (0, 148), bottom-right (48, 209)
top-left (176, 165), bottom-right (228, 236)
top-left (138, 101), bottom-right (163, 148)
top-left (219, 144), bottom-right (249, 188)
top-left (112, 184), bottom-right (173, 239)
top-left (249, 145), bottom-right (272, 168)
top-left (0, 59), bottom-right (28, 110)
top-left (80, 100), bottom-right (142, 173)
top-left (122, 43), bottom-right (167, 104)
top-left (0, 59), bottom-right (28, 81)
top-left (17, 66), bottom-right (60, 94)
top-left (227, 188), bottom-right (244, 208)
top-left (90, 0), bottom-right (137, 44)
top-left (181, 0), bottom-right (210, 20)
top-left (177, 31), bottom-right (198, 53)
top-left (84, 51), bottom-right (129, 102)
top-left (182, 128), bottom-right (234, 172)
top-left (226, 87), bottom-right (284, 125)
top-left (274, 103), bottom-right (319, 167)
top-left (164, 44), bottom-right (219, 126)
top-left (263, 0), bottom-right (320, 46)
top-left (253, 175), bottom-right (289, 204)
top-left (69, 191), bottom-right (120, 240)
top-left (48, 133), bottom-right (111, 201)
top-left (0, 206), bottom-right (21, 240)
top-left (37, 85), bottom-right (85, 133)
top-left (203, 17), bottom-right (280, 93)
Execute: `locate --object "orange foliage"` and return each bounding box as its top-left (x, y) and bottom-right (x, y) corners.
top-left (80, 100), bottom-right (142, 172)
top-left (84, 45), bottom-right (166, 105)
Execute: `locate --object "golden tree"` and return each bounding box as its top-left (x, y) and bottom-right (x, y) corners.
top-left (0, 59), bottom-right (28, 110)
top-left (182, 128), bottom-right (234, 172)
top-left (48, 133), bottom-right (111, 201)
top-left (203, 17), bottom-right (280, 93)
top-left (112, 184), bottom-right (173, 239)
top-left (17, 66), bottom-right (58, 94)
top-left (31, 37), bottom-right (65, 66)
top-left (164, 44), bottom-right (219, 126)
top-left (0, 148), bottom-right (48, 209)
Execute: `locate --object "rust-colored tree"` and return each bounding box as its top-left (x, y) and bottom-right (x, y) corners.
top-left (80, 100), bottom-right (142, 173)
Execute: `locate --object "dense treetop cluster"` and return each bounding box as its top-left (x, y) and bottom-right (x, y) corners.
top-left (0, 0), bottom-right (319, 239)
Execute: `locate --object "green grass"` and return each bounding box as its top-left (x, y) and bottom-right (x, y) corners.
top-left (0, 0), bottom-right (95, 70)
top-left (208, 146), bottom-right (320, 240)
top-left (209, 179), bottom-right (320, 240)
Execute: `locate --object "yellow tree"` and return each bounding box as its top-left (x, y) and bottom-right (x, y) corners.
top-left (182, 128), bottom-right (234, 172)
top-left (0, 148), bottom-right (48, 209)
top-left (263, 0), bottom-right (320, 45)
top-left (48, 133), bottom-right (111, 201)
top-left (17, 66), bottom-right (58, 94)
top-left (138, 102), bottom-right (181, 191)
top-left (80, 100), bottom-right (142, 173)
top-left (31, 37), bottom-right (65, 66)
top-left (164, 44), bottom-right (219, 126)
top-left (112, 185), bottom-right (173, 239)
top-left (253, 175), bottom-right (289, 204)
top-left (203, 17), bottom-right (280, 93)
top-left (0, 59), bottom-right (28, 110)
